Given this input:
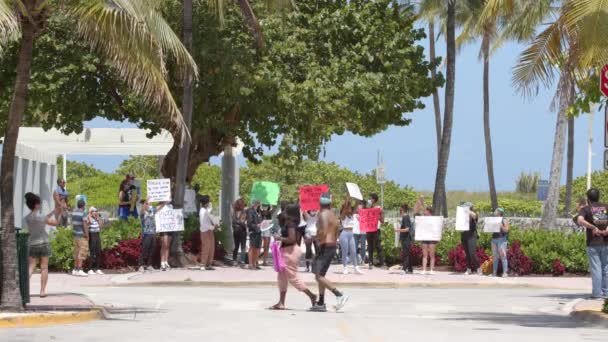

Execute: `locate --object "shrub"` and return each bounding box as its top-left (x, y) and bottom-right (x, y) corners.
top-left (516, 171), bottom-right (540, 194)
top-left (448, 244), bottom-right (467, 272)
top-left (603, 299), bottom-right (608, 314)
top-left (507, 241), bottom-right (533, 276)
top-left (49, 227), bottom-right (76, 271)
top-left (474, 198), bottom-right (543, 217)
top-left (552, 259), bottom-right (566, 276)
top-left (100, 217), bottom-right (142, 250)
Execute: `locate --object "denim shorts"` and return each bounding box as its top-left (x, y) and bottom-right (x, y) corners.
top-left (29, 243), bottom-right (51, 258)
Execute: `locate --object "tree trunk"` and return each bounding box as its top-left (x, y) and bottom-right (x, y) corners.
top-left (428, 20), bottom-right (448, 218)
top-left (237, 0), bottom-right (264, 50)
top-left (432, 0), bottom-right (455, 216)
top-left (564, 116), bottom-right (575, 216)
top-left (1, 13), bottom-right (37, 311)
top-left (482, 30), bottom-right (498, 210)
top-left (169, 0), bottom-right (195, 267)
top-left (541, 74), bottom-right (574, 229)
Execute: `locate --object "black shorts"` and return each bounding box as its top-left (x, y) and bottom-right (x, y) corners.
top-left (312, 245), bottom-right (337, 276)
top-left (249, 232), bottom-right (262, 249)
top-left (29, 243), bottom-right (51, 258)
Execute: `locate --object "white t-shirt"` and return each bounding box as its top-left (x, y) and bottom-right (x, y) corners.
top-left (342, 216), bottom-right (355, 229)
top-left (353, 213), bottom-right (362, 235)
top-left (199, 207), bottom-right (216, 232)
top-left (305, 214), bottom-right (318, 236)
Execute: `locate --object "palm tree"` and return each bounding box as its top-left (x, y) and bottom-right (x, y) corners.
top-left (511, 0), bottom-right (608, 229)
top-left (431, 0), bottom-right (456, 215)
top-left (564, 116), bottom-right (574, 215)
top-left (0, 0), bottom-right (196, 310)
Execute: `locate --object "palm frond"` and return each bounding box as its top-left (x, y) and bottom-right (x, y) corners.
top-left (417, 0), bottom-right (444, 22)
top-left (512, 20), bottom-right (564, 97)
top-left (562, 0), bottom-right (608, 69)
top-left (0, 0), bottom-right (19, 53)
top-left (70, 0), bottom-right (199, 142)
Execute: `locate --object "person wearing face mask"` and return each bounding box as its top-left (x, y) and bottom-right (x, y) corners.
top-left (247, 200), bottom-right (263, 270)
top-left (139, 199), bottom-right (157, 272)
top-left (340, 196), bottom-right (363, 274)
top-left (199, 195), bottom-right (219, 271)
top-left (260, 205), bottom-right (273, 266)
top-left (366, 193), bottom-right (385, 269)
top-left (303, 209), bottom-right (319, 272)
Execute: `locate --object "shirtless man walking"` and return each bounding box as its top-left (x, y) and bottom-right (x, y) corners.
top-left (311, 193), bottom-right (349, 312)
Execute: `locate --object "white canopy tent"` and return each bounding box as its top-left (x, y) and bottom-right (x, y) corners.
top-left (6, 127), bottom-right (174, 228)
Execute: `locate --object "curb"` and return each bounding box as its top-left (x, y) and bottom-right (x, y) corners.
top-left (570, 309), bottom-right (608, 327)
top-left (0, 307), bottom-right (105, 328)
top-left (107, 280), bottom-right (579, 290)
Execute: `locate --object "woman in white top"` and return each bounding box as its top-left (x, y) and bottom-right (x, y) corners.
top-left (24, 192), bottom-right (61, 298)
top-left (302, 210), bottom-right (319, 272)
top-left (352, 201), bottom-right (366, 266)
top-left (340, 197), bottom-right (363, 274)
top-left (199, 195), bottom-right (219, 270)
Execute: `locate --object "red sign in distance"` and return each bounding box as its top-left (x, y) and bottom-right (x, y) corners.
top-left (601, 64), bottom-right (608, 97)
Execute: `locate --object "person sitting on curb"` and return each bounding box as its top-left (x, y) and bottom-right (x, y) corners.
top-left (71, 199), bottom-right (89, 277)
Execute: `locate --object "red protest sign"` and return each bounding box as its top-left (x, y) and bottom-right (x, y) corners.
top-left (299, 184), bottom-right (329, 211)
top-left (359, 208), bottom-right (381, 233)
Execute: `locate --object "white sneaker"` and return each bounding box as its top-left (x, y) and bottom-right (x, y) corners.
top-left (421, 270), bottom-right (427, 275)
top-left (465, 269), bottom-right (471, 275)
top-left (77, 270), bottom-right (88, 277)
top-left (87, 270), bottom-right (96, 275)
top-left (145, 266), bottom-right (155, 272)
top-left (429, 270), bottom-right (436, 275)
top-left (335, 295), bottom-right (350, 312)
top-left (399, 270), bottom-right (406, 276)
top-left (72, 269), bottom-right (78, 276)
top-left (355, 267), bottom-right (364, 275)
top-left (138, 266), bottom-right (145, 273)
top-left (200, 266), bottom-right (206, 271)
top-left (343, 267), bottom-right (349, 275)
top-left (96, 270), bottom-right (104, 275)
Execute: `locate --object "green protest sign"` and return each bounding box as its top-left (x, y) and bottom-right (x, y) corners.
top-left (250, 181), bottom-right (280, 205)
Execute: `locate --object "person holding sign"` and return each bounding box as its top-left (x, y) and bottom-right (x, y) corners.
top-left (311, 193), bottom-right (349, 312)
top-left (491, 208), bottom-right (510, 277)
top-left (138, 200), bottom-right (157, 272)
top-left (247, 200), bottom-right (263, 270)
top-left (460, 203), bottom-right (479, 275)
top-left (395, 204), bottom-right (413, 275)
top-left (366, 193), bottom-right (386, 269)
top-left (269, 204), bottom-right (318, 310)
top-left (353, 201), bottom-right (367, 265)
top-left (199, 195), bottom-right (219, 271)
top-left (421, 207), bottom-right (437, 275)
top-left (232, 199), bottom-right (248, 265)
top-left (303, 210), bottom-right (319, 272)
top-left (158, 202), bottom-right (173, 271)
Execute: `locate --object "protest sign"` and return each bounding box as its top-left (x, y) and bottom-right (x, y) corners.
top-left (455, 206), bottom-right (470, 231)
top-left (359, 207), bottom-right (381, 233)
top-left (155, 206), bottom-right (185, 233)
top-left (147, 179), bottom-right (171, 202)
top-left (250, 181), bottom-right (280, 206)
top-left (483, 217), bottom-right (503, 233)
top-left (183, 189), bottom-right (197, 214)
top-left (346, 182), bottom-right (363, 201)
top-left (260, 220), bottom-right (274, 232)
top-left (414, 216), bottom-right (443, 241)
top-left (299, 184), bottom-right (329, 211)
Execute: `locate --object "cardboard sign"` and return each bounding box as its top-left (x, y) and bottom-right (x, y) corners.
top-left (483, 217), bottom-right (503, 233)
top-left (346, 182), bottom-right (363, 201)
top-left (147, 179), bottom-right (171, 202)
top-left (455, 206), bottom-right (470, 231)
top-left (155, 206), bottom-right (185, 233)
top-left (260, 219), bottom-right (274, 232)
top-left (183, 189), bottom-right (197, 214)
top-left (359, 207), bottom-right (381, 233)
top-left (250, 181), bottom-right (280, 206)
top-left (299, 184), bottom-right (329, 211)
top-left (414, 216), bottom-right (443, 241)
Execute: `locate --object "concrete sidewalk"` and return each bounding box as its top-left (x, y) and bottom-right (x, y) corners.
top-left (31, 265), bottom-right (591, 291)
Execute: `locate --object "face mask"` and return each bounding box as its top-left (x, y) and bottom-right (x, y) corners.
top-left (367, 200), bottom-right (372, 206)
top-left (208, 203), bottom-right (213, 211)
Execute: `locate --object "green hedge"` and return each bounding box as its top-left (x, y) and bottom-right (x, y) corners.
top-left (49, 218), bottom-right (141, 271)
top-left (474, 198), bottom-right (543, 217)
top-left (380, 224), bottom-right (588, 274)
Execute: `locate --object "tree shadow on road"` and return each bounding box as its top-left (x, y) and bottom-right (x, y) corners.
top-left (443, 311), bottom-right (595, 329)
top-left (531, 293), bottom-right (589, 301)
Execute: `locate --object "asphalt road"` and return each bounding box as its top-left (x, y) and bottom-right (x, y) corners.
top-left (2, 286), bottom-right (607, 342)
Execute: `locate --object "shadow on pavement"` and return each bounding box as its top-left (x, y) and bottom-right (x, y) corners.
top-left (444, 311), bottom-right (593, 329)
top-left (531, 293), bottom-right (589, 300)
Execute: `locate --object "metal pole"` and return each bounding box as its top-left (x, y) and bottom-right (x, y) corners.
top-left (380, 183), bottom-right (384, 209)
top-left (587, 109), bottom-right (595, 190)
top-left (62, 153), bottom-right (67, 183)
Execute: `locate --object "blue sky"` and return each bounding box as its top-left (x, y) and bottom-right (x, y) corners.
top-left (70, 37), bottom-right (606, 192)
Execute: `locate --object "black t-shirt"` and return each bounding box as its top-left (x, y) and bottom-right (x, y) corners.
top-left (400, 214), bottom-right (412, 242)
top-left (492, 218), bottom-right (508, 239)
top-left (578, 203), bottom-right (608, 247)
top-left (469, 214), bottom-right (478, 233)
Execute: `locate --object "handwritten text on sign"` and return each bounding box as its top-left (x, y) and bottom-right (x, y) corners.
top-left (155, 207), bottom-right (185, 233)
top-left (147, 179), bottom-right (171, 202)
top-left (299, 184), bottom-right (329, 211)
top-left (359, 207), bottom-right (381, 233)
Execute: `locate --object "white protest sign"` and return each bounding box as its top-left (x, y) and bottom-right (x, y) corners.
top-left (155, 206), bottom-right (185, 233)
top-left (455, 206), bottom-right (470, 231)
top-left (414, 216), bottom-right (444, 242)
top-left (346, 182), bottom-right (363, 201)
top-left (260, 219), bottom-right (274, 232)
top-left (483, 217), bottom-right (503, 233)
top-left (183, 189), bottom-right (197, 214)
top-left (147, 178), bottom-right (171, 202)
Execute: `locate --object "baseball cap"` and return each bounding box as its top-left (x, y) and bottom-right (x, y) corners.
top-left (89, 206), bottom-right (98, 212)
